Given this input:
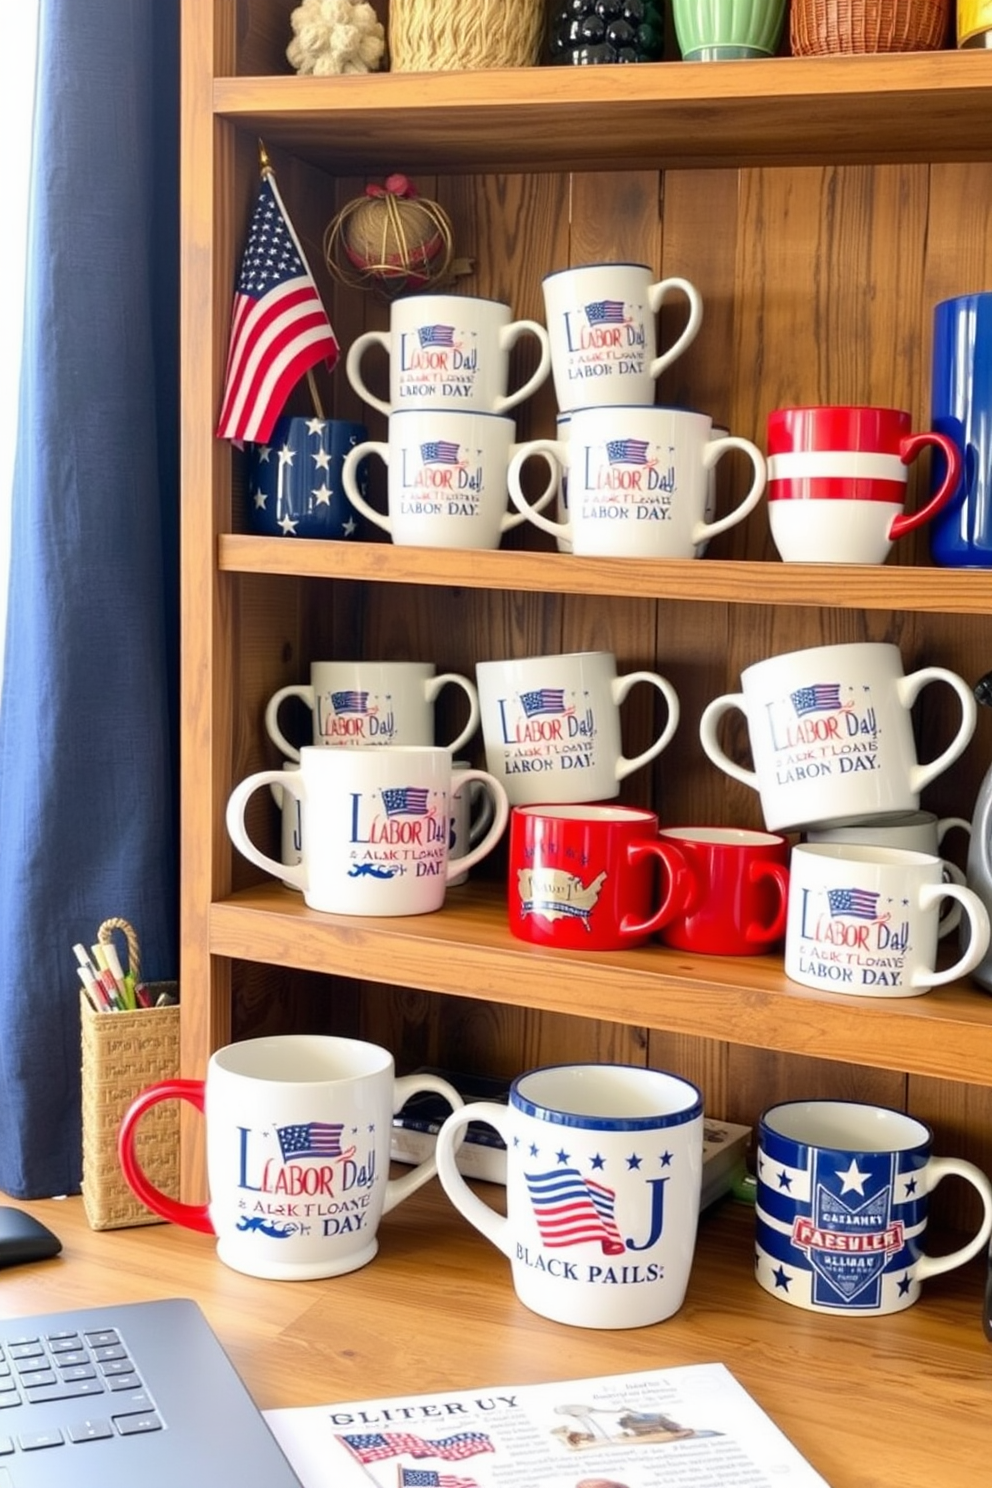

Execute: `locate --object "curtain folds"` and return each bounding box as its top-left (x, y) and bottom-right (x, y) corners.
top-left (0, 0), bottom-right (179, 1197)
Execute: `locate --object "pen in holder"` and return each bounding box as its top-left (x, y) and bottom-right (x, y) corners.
top-left (79, 918), bottom-right (180, 1231)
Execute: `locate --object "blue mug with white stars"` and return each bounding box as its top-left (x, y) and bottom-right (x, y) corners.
top-left (246, 415), bottom-right (368, 540)
top-left (755, 1100), bottom-right (992, 1317)
top-left (434, 1063), bottom-right (704, 1329)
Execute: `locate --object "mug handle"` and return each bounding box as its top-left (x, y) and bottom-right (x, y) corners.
top-left (427, 673), bottom-right (481, 756)
top-left (898, 667), bottom-right (978, 796)
top-left (445, 770), bottom-right (509, 881)
top-left (506, 441), bottom-right (570, 541)
top-left (264, 684), bottom-right (315, 763)
top-left (383, 1073), bottom-right (464, 1213)
top-left (912, 882), bottom-right (990, 987)
top-left (912, 1156), bottom-right (992, 1282)
top-left (226, 769), bottom-right (308, 893)
top-left (117, 1081), bottom-right (214, 1234)
top-left (745, 860), bottom-right (790, 946)
top-left (937, 859), bottom-right (966, 938)
top-left (613, 671), bottom-right (681, 782)
top-left (434, 1101), bottom-right (515, 1259)
top-left (342, 442), bottom-right (391, 535)
top-left (888, 432), bottom-right (963, 539)
top-left (501, 447), bottom-right (559, 533)
top-left (622, 840), bottom-right (694, 939)
top-left (646, 276), bottom-right (704, 379)
top-left (694, 437), bottom-right (767, 545)
top-left (698, 693), bottom-right (757, 791)
top-left (495, 320), bottom-right (552, 414)
top-left (344, 330), bottom-right (392, 417)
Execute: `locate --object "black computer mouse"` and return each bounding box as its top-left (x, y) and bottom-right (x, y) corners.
top-left (0, 1205), bottom-right (62, 1267)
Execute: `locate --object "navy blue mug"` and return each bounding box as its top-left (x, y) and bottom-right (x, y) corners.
top-left (930, 292), bottom-right (992, 567)
top-left (245, 415), bottom-right (368, 539)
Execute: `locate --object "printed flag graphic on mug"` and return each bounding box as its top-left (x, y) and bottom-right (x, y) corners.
top-left (216, 162), bottom-right (339, 444)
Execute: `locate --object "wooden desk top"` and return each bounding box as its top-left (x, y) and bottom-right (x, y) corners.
top-left (2, 1186), bottom-right (990, 1487)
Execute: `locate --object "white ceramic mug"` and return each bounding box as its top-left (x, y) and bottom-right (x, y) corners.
top-left (699, 641), bottom-right (977, 833)
top-left (434, 1063), bottom-right (704, 1329)
top-left (476, 650), bottom-right (680, 805)
top-left (226, 745), bottom-right (509, 915)
top-left (345, 293), bottom-right (551, 417)
top-left (806, 810), bottom-right (972, 937)
top-left (341, 409), bottom-right (555, 550)
top-left (542, 263), bottom-right (704, 412)
top-left (265, 660), bottom-right (480, 762)
top-left (448, 758), bottom-right (496, 887)
top-left (755, 1098), bottom-right (992, 1315)
top-left (784, 842), bottom-right (991, 997)
top-left (118, 1035), bottom-right (463, 1281)
top-left (507, 405), bottom-right (766, 558)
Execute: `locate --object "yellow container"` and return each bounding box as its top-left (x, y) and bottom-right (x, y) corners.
top-left (959, 0), bottom-right (992, 45)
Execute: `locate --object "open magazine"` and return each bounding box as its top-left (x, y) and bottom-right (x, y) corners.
top-left (265, 1362), bottom-right (830, 1488)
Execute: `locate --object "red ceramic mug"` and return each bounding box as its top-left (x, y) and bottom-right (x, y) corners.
top-left (507, 803), bottom-right (689, 951)
top-left (656, 826), bottom-right (790, 956)
top-left (766, 405), bottom-right (962, 564)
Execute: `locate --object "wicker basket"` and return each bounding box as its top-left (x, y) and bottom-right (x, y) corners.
top-left (80, 982), bottom-right (180, 1230)
top-left (790, 0), bottom-right (951, 53)
top-left (388, 0), bottom-right (544, 71)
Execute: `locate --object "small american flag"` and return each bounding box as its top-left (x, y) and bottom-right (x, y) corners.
top-left (216, 169), bottom-right (339, 444)
top-left (585, 299), bottom-right (626, 325)
top-left (525, 1167), bottom-right (626, 1255)
top-left (791, 683), bottom-right (843, 716)
top-left (827, 887), bottom-right (882, 921)
top-left (382, 786), bottom-right (431, 816)
top-left (421, 440), bottom-right (461, 464)
top-left (275, 1122), bottom-right (348, 1161)
top-left (400, 1471), bottom-right (479, 1488)
top-left (330, 690), bottom-right (370, 713)
top-left (418, 324), bottom-right (456, 348)
top-left (606, 438), bottom-right (651, 465)
top-left (340, 1431), bottom-right (493, 1464)
top-left (519, 688), bottom-right (567, 717)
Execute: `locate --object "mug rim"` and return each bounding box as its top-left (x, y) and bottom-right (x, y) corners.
top-left (477, 650), bottom-right (613, 671)
top-left (511, 1063), bottom-right (703, 1128)
top-left (759, 1098), bottom-right (932, 1153)
top-left (513, 804), bottom-right (656, 823)
top-left (211, 1033), bottom-right (393, 1083)
top-left (659, 825), bottom-right (785, 847)
top-left (741, 638), bottom-right (899, 677)
top-left (543, 261), bottom-right (650, 281)
top-left (768, 404), bottom-right (910, 419)
top-left (391, 291), bottom-right (511, 310)
top-left (297, 743), bottom-right (448, 761)
top-left (793, 841), bottom-right (941, 867)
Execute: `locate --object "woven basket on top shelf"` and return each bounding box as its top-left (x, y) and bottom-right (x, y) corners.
top-left (388, 0), bottom-right (544, 71)
top-left (790, 0), bottom-right (951, 53)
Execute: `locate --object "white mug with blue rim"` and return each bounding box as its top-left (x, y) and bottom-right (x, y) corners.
top-left (434, 1063), bottom-right (704, 1329)
top-left (755, 1099), bottom-right (992, 1316)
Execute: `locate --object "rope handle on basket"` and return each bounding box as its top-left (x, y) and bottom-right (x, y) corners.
top-left (97, 917), bottom-right (141, 984)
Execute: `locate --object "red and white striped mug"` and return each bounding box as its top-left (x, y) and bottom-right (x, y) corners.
top-left (766, 405), bottom-right (961, 563)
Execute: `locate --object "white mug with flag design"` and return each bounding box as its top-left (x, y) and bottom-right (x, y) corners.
top-left (434, 1063), bottom-right (705, 1328)
top-left (118, 1035), bottom-right (463, 1280)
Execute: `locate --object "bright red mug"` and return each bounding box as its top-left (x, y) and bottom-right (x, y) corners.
top-left (766, 405), bottom-right (961, 564)
top-left (656, 826), bottom-right (790, 956)
top-left (507, 803), bottom-right (689, 951)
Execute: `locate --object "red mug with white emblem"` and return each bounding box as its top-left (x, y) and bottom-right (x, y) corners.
top-left (766, 405), bottom-right (961, 564)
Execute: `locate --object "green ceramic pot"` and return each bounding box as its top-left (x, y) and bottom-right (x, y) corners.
top-left (673, 0), bottom-right (786, 60)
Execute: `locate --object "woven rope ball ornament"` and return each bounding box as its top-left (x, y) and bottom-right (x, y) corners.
top-left (323, 175), bottom-right (456, 296)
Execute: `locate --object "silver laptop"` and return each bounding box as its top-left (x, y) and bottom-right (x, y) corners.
top-left (0, 1296), bottom-right (302, 1487)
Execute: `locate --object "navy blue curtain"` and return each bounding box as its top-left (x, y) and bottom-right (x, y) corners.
top-left (0, 0), bottom-right (179, 1197)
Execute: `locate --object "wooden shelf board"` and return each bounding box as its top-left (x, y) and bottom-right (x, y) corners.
top-left (210, 882), bottom-right (992, 1085)
top-left (218, 535), bottom-right (992, 612)
top-left (214, 53), bottom-right (992, 173)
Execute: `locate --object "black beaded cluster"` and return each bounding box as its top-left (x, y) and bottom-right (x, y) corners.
top-left (548, 0), bottom-right (665, 65)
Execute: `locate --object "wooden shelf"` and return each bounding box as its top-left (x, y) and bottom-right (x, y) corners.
top-left (209, 882), bottom-right (992, 1085)
top-left (215, 52), bottom-right (992, 174)
top-left (218, 537), bottom-right (992, 613)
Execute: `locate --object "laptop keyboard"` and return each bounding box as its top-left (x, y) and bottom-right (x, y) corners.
top-left (0, 1321), bottom-right (161, 1458)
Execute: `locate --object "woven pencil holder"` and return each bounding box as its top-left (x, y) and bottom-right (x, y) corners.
top-left (79, 987), bottom-right (180, 1230)
top-left (790, 0), bottom-right (951, 53)
top-left (388, 0), bottom-right (544, 70)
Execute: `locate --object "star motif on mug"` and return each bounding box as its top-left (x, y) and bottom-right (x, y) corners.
top-left (252, 486), bottom-right (267, 509)
top-left (312, 483), bottom-right (333, 507)
top-left (836, 1158), bottom-right (870, 1194)
top-left (775, 1168), bottom-right (792, 1190)
top-left (528, 1141), bottom-right (538, 1157)
top-left (278, 443), bottom-right (296, 467)
top-left (590, 1153), bottom-right (606, 1170)
top-left (277, 513), bottom-right (299, 536)
top-left (313, 446), bottom-right (332, 471)
top-left (626, 1153), bottom-right (642, 1170)
top-left (257, 445), bottom-right (272, 462)
top-left (658, 1150), bottom-right (673, 1168)
top-left (555, 1147), bottom-right (571, 1165)
top-left (903, 1176), bottom-right (918, 1196)
top-left (897, 1274), bottom-right (912, 1296)
top-left (306, 417), bottom-right (325, 436)
top-left (772, 1265), bottom-right (791, 1290)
